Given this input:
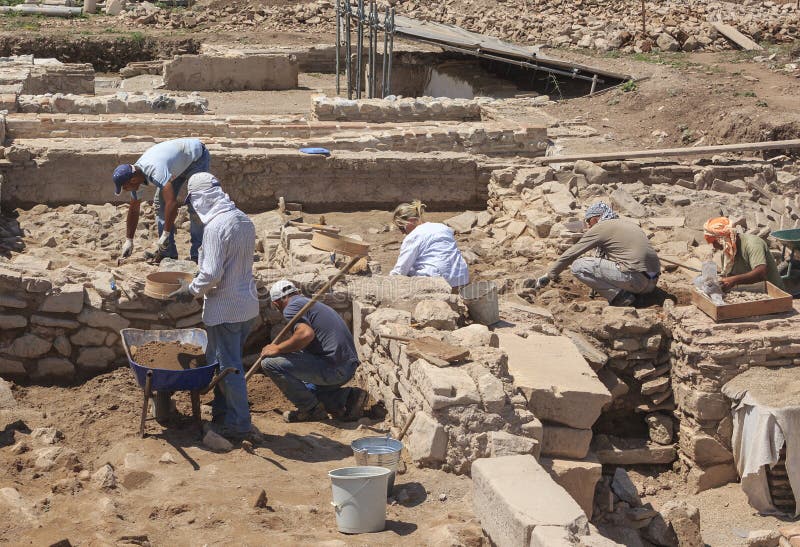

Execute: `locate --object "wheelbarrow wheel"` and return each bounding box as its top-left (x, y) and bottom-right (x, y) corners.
top-left (149, 391), bottom-right (175, 423)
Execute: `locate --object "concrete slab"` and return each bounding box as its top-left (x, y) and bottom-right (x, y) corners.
top-left (472, 455), bottom-right (588, 547)
top-left (499, 333), bottom-right (611, 429)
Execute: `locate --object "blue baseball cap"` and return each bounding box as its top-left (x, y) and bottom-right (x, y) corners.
top-left (112, 164), bottom-right (135, 195)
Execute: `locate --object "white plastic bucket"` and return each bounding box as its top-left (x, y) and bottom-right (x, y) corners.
top-left (460, 281), bottom-right (500, 325)
top-left (329, 466), bottom-right (390, 534)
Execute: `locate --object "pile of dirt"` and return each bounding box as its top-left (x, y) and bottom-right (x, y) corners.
top-left (130, 341), bottom-right (206, 370)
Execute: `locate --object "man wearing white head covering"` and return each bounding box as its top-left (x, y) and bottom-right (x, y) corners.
top-left (169, 172), bottom-right (259, 440)
top-left (533, 201), bottom-right (660, 307)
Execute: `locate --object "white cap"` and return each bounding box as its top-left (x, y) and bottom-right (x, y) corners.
top-left (270, 279), bottom-right (298, 302)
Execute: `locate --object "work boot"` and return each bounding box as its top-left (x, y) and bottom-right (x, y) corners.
top-left (610, 290), bottom-right (636, 307)
top-left (329, 388), bottom-right (369, 422)
top-left (283, 403), bottom-right (328, 423)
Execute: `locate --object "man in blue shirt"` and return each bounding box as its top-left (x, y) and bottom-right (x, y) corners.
top-left (260, 280), bottom-right (367, 423)
top-left (112, 138), bottom-right (210, 263)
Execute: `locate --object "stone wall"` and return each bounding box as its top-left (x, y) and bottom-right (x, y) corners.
top-left (0, 143), bottom-right (490, 212)
top-left (8, 92), bottom-right (208, 115)
top-left (0, 58), bottom-right (94, 95)
top-left (311, 95), bottom-right (487, 123)
top-left (3, 115), bottom-right (548, 157)
top-left (163, 54), bottom-right (298, 91)
top-left (669, 303), bottom-right (800, 493)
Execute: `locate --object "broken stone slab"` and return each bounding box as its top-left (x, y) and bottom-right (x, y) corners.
top-left (0, 314), bottom-right (26, 330)
top-left (472, 455), bottom-right (588, 547)
top-left (499, 333), bottom-right (611, 430)
top-left (641, 376), bottom-right (670, 395)
top-left (686, 461), bottom-right (738, 494)
top-left (39, 283), bottom-right (84, 314)
top-left (406, 411), bottom-right (447, 464)
top-left (545, 192), bottom-right (576, 216)
top-left (542, 456), bottom-right (602, 519)
top-left (710, 178), bottom-right (747, 194)
top-left (444, 211), bottom-right (478, 234)
top-left (490, 431), bottom-right (539, 459)
top-left (409, 359), bottom-right (480, 410)
top-left (574, 160), bottom-right (608, 185)
top-left (660, 500), bottom-right (703, 547)
top-left (541, 424), bottom-right (592, 459)
top-left (30, 315), bottom-right (80, 329)
top-left (562, 329), bottom-right (608, 370)
top-left (679, 432), bottom-right (733, 467)
top-left (610, 188), bottom-right (646, 218)
top-left (593, 434), bottom-right (676, 465)
top-left (412, 299), bottom-right (459, 331)
top-left (77, 308), bottom-right (130, 332)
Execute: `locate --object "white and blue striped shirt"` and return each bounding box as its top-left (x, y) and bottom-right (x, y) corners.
top-left (390, 222), bottom-right (469, 287)
top-left (189, 206), bottom-right (259, 327)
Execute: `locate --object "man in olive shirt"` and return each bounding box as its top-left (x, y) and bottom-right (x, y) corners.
top-left (535, 202), bottom-right (660, 307)
top-left (704, 217), bottom-right (785, 291)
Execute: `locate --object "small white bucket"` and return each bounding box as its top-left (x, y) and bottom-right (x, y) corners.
top-left (460, 281), bottom-right (500, 325)
top-left (329, 466), bottom-right (390, 534)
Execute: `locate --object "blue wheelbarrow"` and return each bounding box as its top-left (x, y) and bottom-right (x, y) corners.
top-left (771, 228), bottom-right (800, 280)
top-left (120, 328), bottom-right (239, 438)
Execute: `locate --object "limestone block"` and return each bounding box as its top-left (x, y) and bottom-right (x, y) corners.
top-left (77, 308), bottom-right (130, 332)
top-left (39, 283), bottom-right (84, 314)
top-left (680, 431), bottom-right (733, 466)
top-left (289, 240), bottom-right (331, 264)
top-left (413, 299), bottom-right (459, 330)
top-left (531, 526), bottom-right (573, 546)
top-left (70, 327), bottom-right (108, 347)
top-left (32, 358), bottom-right (75, 381)
top-left (365, 308), bottom-right (412, 331)
top-left (444, 211), bottom-right (478, 234)
top-left (541, 425), bottom-right (592, 459)
top-left (76, 347), bottom-right (116, 370)
top-left (745, 530), bottom-right (780, 547)
top-left (562, 329), bottom-right (608, 370)
top-left (30, 315), bottom-right (80, 329)
top-left (687, 462), bottom-right (738, 494)
top-left (53, 336), bottom-right (71, 357)
top-left (7, 334), bottom-right (51, 359)
top-left (594, 435), bottom-right (676, 465)
top-left (410, 359), bottom-right (480, 410)
top-left (499, 333), bottom-right (611, 429)
top-left (490, 431), bottom-right (539, 458)
top-left (165, 299), bottom-right (201, 320)
top-left (574, 160), bottom-right (608, 185)
top-left (0, 357), bottom-right (26, 377)
top-left (0, 294), bottom-right (27, 308)
top-left (407, 411), bottom-right (447, 464)
top-left (679, 389), bottom-right (729, 421)
top-left (0, 314), bottom-right (26, 329)
top-left (545, 192), bottom-right (576, 216)
top-left (472, 455), bottom-right (588, 547)
top-left (542, 456), bottom-right (602, 519)
top-left (476, 371), bottom-right (507, 414)
top-left (660, 500), bottom-right (703, 547)
top-left (449, 324), bottom-right (498, 348)
top-left (610, 188), bottom-right (646, 218)
top-left (710, 178), bottom-right (747, 194)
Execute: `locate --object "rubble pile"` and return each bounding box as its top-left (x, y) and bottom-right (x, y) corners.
top-left (114, 0), bottom-right (799, 54)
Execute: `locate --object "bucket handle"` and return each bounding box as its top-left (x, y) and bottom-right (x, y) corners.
top-left (330, 476), bottom-right (381, 512)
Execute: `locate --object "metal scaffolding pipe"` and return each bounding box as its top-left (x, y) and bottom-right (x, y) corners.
top-left (355, 0), bottom-right (364, 99)
top-left (381, 8), bottom-right (389, 97)
top-left (335, 0), bottom-right (341, 95)
top-left (386, 8), bottom-right (395, 96)
top-left (345, 1), bottom-right (352, 99)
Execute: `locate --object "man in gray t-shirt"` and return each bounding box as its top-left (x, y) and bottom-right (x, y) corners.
top-left (259, 280), bottom-right (366, 423)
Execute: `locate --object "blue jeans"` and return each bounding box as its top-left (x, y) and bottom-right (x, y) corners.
top-left (261, 352), bottom-right (358, 412)
top-left (206, 318), bottom-right (254, 434)
top-left (571, 257), bottom-right (657, 302)
top-left (154, 146), bottom-right (210, 260)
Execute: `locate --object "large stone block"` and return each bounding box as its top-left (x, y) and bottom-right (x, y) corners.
top-left (472, 455), bottom-right (588, 547)
top-left (39, 283), bottom-right (84, 314)
top-left (163, 54), bottom-right (299, 91)
top-left (76, 347), bottom-right (116, 371)
top-left (407, 411), bottom-right (447, 464)
top-left (542, 456), bottom-right (602, 519)
top-left (541, 425), bottom-right (592, 459)
top-left (490, 431), bottom-right (539, 459)
top-left (70, 327), bottom-right (109, 347)
top-left (410, 360), bottom-right (480, 410)
top-left (499, 333), bottom-right (611, 429)
top-left (77, 308), bottom-right (130, 332)
top-left (0, 314), bottom-right (26, 329)
top-left (413, 299), bottom-right (459, 330)
top-left (0, 357), bottom-right (26, 377)
top-left (6, 334), bottom-right (51, 359)
top-left (32, 358), bottom-right (75, 381)
top-left (679, 431), bottom-right (733, 467)
top-left (687, 462), bottom-right (738, 494)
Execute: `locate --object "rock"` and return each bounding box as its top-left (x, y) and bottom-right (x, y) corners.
top-left (77, 308), bottom-right (130, 331)
top-left (710, 178), bottom-right (747, 194)
top-left (0, 314), bottom-right (26, 330)
top-left (687, 462), bottom-right (737, 494)
top-left (0, 487), bottom-right (37, 524)
top-left (545, 192), bottom-right (576, 216)
top-left (412, 300), bottom-right (458, 330)
top-left (661, 500), bottom-right (702, 547)
top-left (680, 432), bottom-right (733, 467)
top-left (365, 308), bottom-right (412, 331)
top-left (645, 514), bottom-right (679, 546)
top-left (253, 488), bottom-right (268, 508)
top-left (611, 467), bottom-right (641, 507)
top-left (70, 327), bottom-right (109, 347)
top-left (39, 283), bottom-right (85, 314)
top-left (594, 435), bottom-right (676, 465)
top-left (33, 446), bottom-right (79, 471)
top-left (158, 452), bottom-right (176, 464)
top-left (574, 160), bottom-right (608, 184)
top-left (105, 0), bottom-right (125, 16)
top-left (490, 431), bottom-right (538, 458)
top-left (682, 36), bottom-right (700, 51)
top-left (745, 530), bottom-right (780, 547)
top-left (656, 33), bottom-right (680, 51)
top-left (472, 455), bottom-right (588, 547)
top-left (32, 358), bottom-right (75, 381)
top-left (562, 329), bottom-right (608, 370)
top-left (30, 427), bottom-right (63, 445)
top-left (610, 188), bottom-right (647, 218)
top-left (406, 411), bottom-right (448, 464)
top-left (53, 336), bottom-right (71, 357)
top-left (202, 430), bottom-right (233, 452)
top-left (542, 456), bottom-right (602, 519)
top-left (92, 463), bottom-right (117, 490)
top-left (0, 378), bottom-right (15, 408)
top-left (541, 425), bottom-right (593, 459)
top-left (7, 334), bottom-right (51, 359)
top-left (444, 211), bottom-right (478, 234)
top-left (0, 357), bottom-right (26, 377)
top-left (645, 413), bottom-right (673, 445)
top-left (76, 347), bottom-right (116, 370)
top-left (449, 324), bottom-right (498, 348)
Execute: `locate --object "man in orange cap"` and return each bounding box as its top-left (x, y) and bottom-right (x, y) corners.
top-left (703, 217), bottom-right (784, 291)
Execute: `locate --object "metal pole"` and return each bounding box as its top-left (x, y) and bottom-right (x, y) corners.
top-left (641, 0), bottom-right (646, 34)
top-left (335, 0), bottom-right (341, 95)
top-left (371, 3), bottom-right (378, 99)
top-left (590, 74), bottom-right (598, 95)
top-left (367, 2), bottom-right (374, 98)
top-left (355, 0), bottom-right (364, 99)
top-left (345, 1), bottom-right (352, 99)
top-left (386, 8), bottom-right (395, 96)
top-left (381, 8), bottom-right (389, 97)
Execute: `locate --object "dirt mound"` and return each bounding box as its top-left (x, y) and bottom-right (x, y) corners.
top-left (130, 341), bottom-right (206, 370)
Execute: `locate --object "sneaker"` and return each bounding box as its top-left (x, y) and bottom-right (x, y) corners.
top-left (328, 388), bottom-right (368, 422)
top-left (610, 290), bottom-right (636, 307)
top-left (283, 403), bottom-right (328, 423)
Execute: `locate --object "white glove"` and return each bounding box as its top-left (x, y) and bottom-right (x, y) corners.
top-left (121, 238), bottom-right (134, 258)
top-left (157, 232), bottom-right (170, 251)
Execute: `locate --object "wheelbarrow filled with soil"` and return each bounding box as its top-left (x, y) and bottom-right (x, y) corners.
top-left (120, 328), bottom-right (239, 438)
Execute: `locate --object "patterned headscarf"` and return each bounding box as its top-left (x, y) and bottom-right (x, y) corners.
top-left (703, 217), bottom-right (738, 274)
top-left (584, 202), bottom-right (619, 223)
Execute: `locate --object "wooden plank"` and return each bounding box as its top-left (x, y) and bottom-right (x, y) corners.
top-left (712, 22), bottom-right (764, 51)
top-left (538, 139), bottom-right (800, 165)
top-left (692, 282), bottom-right (793, 322)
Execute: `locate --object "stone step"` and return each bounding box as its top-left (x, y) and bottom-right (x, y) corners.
top-left (498, 333), bottom-right (612, 430)
top-left (472, 455), bottom-right (589, 547)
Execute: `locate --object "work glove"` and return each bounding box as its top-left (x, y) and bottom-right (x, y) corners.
top-left (535, 274), bottom-right (551, 289)
top-left (168, 279), bottom-right (194, 303)
top-left (157, 232), bottom-right (170, 251)
top-left (120, 238), bottom-right (134, 259)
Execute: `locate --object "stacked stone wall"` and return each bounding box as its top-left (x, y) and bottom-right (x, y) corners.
top-left (312, 95), bottom-right (486, 123)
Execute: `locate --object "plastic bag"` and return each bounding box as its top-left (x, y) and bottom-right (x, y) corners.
top-left (693, 261), bottom-right (724, 305)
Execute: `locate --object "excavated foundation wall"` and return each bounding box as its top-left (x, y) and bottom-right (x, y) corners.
top-left (0, 145), bottom-right (490, 212)
top-left (163, 54), bottom-right (298, 91)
